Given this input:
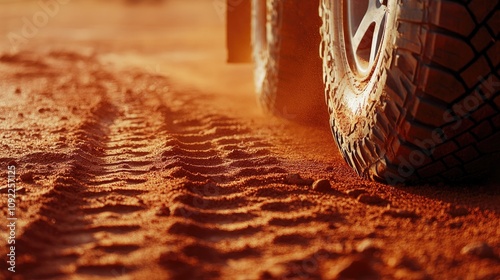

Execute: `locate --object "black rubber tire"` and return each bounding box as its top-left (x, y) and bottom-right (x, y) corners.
top-left (251, 0), bottom-right (326, 123)
top-left (320, 0), bottom-right (500, 184)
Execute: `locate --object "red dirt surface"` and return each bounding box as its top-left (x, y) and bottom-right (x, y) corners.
top-left (0, 1), bottom-right (499, 279)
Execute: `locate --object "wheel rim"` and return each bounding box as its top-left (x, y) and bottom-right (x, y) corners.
top-left (345, 0), bottom-right (388, 77)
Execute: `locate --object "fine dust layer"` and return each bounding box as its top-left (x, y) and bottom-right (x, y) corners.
top-left (0, 1), bottom-right (499, 279)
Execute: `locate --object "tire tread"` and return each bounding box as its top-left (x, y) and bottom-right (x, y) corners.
top-left (320, 0), bottom-right (500, 184)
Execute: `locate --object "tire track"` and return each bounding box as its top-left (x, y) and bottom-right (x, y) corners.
top-left (71, 89), bottom-right (160, 279)
top-left (14, 66), bottom-right (168, 279)
top-left (149, 82), bottom-right (345, 279)
top-left (15, 97), bottom-right (118, 279)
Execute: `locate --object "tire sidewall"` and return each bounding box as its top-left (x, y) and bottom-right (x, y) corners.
top-left (327, 0), bottom-right (399, 173)
top-left (252, 0), bottom-right (280, 101)
top-left (329, 0), bottom-right (398, 137)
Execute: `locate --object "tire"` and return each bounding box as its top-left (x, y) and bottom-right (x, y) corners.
top-left (251, 0), bottom-right (326, 123)
top-left (320, 0), bottom-right (500, 184)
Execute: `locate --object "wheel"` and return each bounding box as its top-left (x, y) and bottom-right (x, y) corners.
top-left (320, 0), bottom-right (500, 184)
top-left (251, 0), bottom-right (326, 123)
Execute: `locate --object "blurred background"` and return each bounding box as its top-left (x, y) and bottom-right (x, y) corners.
top-left (0, 0), bottom-right (254, 103)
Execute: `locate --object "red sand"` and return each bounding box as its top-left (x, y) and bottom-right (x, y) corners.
top-left (0, 1), bottom-right (498, 279)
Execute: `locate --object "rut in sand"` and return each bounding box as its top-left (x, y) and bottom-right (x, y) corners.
top-left (15, 63), bottom-right (169, 278)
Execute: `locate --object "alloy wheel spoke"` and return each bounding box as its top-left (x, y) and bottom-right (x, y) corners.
top-left (348, 0), bottom-right (387, 74)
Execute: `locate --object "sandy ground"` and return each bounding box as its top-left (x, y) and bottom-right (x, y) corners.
top-left (0, 0), bottom-right (499, 279)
